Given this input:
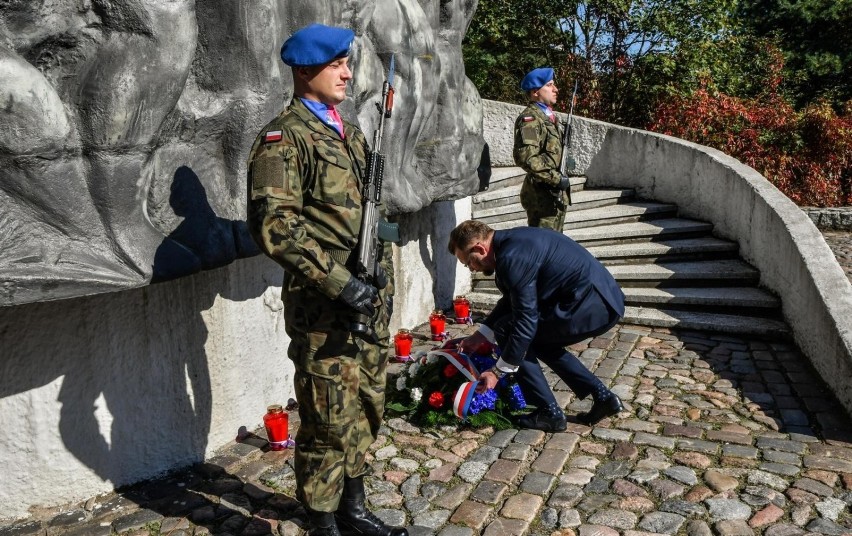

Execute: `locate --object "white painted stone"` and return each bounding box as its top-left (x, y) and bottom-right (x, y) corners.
top-left (0, 219), bottom-right (476, 520)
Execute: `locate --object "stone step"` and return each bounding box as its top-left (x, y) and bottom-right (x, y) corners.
top-left (623, 287), bottom-right (780, 308)
top-left (467, 291), bottom-right (501, 309)
top-left (466, 293), bottom-right (787, 335)
top-left (606, 259), bottom-right (760, 287)
top-left (485, 166), bottom-right (526, 188)
top-left (563, 201), bottom-right (678, 230)
top-left (586, 237), bottom-right (739, 264)
top-left (475, 189), bottom-right (636, 227)
top-left (471, 260), bottom-right (760, 290)
top-left (488, 168), bottom-right (588, 190)
top-left (622, 306), bottom-right (790, 338)
top-left (565, 218), bottom-right (714, 245)
top-left (473, 176), bottom-right (586, 206)
top-left (468, 184), bottom-right (785, 336)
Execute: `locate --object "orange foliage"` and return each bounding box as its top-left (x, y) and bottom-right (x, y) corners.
top-left (648, 88), bottom-right (852, 207)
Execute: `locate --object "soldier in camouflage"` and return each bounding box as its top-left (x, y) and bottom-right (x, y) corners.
top-left (513, 67), bottom-right (573, 231)
top-left (246, 23), bottom-right (407, 536)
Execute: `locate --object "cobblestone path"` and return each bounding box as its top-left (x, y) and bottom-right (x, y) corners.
top-left (4, 319), bottom-right (851, 536)
top-left (822, 231), bottom-right (852, 283)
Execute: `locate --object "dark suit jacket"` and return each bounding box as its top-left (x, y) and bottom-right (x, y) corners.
top-left (483, 227), bottom-right (625, 367)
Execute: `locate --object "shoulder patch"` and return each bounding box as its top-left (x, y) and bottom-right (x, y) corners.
top-left (264, 130), bottom-right (283, 143)
top-left (522, 116), bottom-right (534, 122)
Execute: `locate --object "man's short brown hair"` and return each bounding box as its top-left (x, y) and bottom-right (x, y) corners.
top-left (447, 220), bottom-right (494, 254)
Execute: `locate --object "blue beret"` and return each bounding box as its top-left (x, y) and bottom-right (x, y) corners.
top-left (520, 67), bottom-right (554, 91)
top-left (281, 23), bottom-right (355, 67)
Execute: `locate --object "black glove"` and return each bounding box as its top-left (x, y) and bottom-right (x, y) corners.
top-left (374, 261), bottom-right (389, 290)
top-left (339, 276), bottom-right (378, 317)
top-left (557, 174), bottom-right (571, 191)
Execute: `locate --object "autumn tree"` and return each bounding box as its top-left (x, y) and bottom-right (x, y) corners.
top-left (463, 0), bottom-right (575, 104)
top-left (464, 0), bottom-right (738, 126)
top-left (737, 0), bottom-right (852, 109)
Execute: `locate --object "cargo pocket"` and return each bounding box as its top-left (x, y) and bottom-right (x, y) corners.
top-left (296, 352), bottom-right (361, 446)
top-left (313, 143), bottom-right (361, 208)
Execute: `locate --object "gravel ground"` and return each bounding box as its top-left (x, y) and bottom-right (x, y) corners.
top-left (822, 230), bottom-right (852, 283)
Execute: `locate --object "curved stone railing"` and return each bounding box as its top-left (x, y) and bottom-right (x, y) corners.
top-left (483, 99), bottom-right (852, 417)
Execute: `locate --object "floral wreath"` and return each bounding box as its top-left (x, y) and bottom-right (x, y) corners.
top-left (386, 337), bottom-right (526, 429)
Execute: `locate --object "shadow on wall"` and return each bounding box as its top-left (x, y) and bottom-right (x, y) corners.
top-left (152, 166), bottom-right (259, 283)
top-left (394, 201), bottom-right (459, 312)
top-left (0, 168), bottom-right (270, 510)
top-left (478, 143), bottom-right (492, 192)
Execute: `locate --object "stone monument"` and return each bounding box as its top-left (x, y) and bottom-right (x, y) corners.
top-left (0, 0), bottom-right (484, 306)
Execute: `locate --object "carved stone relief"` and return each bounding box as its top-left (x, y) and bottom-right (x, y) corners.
top-left (0, 0), bottom-right (483, 305)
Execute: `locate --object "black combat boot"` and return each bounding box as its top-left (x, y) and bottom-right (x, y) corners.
top-left (335, 477), bottom-right (409, 536)
top-left (517, 402), bottom-right (567, 432)
top-left (307, 509), bottom-right (342, 536)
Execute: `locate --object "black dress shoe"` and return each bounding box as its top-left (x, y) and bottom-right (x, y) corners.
top-left (576, 395), bottom-right (624, 426)
top-left (517, 405), bottom-right (567, 432)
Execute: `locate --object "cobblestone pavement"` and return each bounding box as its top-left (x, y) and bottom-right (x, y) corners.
top-left (2, 320), bottom-right (852, 536)
top-left (822, 231), bottom-right (852, 283)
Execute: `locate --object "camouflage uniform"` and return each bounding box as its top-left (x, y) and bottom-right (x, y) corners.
top-left (247, 98), bottom-right (394, 513)
top-left (513, 104), bottom-right (566, 231)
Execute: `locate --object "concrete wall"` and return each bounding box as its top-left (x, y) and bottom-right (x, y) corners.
top-left (392, 200), bottom-right (474, 332)
top-left (0, 197), bottom-right (472, 521)
top-left (484, 98), bottom-right (852, 417)
top-left (0, 255), bottom-right (289, 519)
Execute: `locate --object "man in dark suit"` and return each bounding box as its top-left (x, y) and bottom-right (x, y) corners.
top-left (448, 220), bottom-right (625, 430)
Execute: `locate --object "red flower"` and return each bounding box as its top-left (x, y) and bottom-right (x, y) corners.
top-left (428, 391), bottom-right (445, 408)
top-left (443, 364), bottom-right (459, 378)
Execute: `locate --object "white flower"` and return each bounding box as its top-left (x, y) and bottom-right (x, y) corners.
top-left (396, 375), bottom-right (408, 391)
top-left (425, 352), bottom-right (439, 365)
top-left (408, 361), bottom-right (421, 377)
top-left (411, 388), bottom-right (423, 402)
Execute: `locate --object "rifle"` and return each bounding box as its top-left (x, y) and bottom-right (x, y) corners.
top-left (351, 55), bottom-right (401, 337)
top-left (559, 80), bottom-right (579, 206)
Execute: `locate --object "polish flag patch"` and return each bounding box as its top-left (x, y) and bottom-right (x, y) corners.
top-left (522, 116), bottom-right (534, 122)
top-left (264, 130), bottom-right (283, 143)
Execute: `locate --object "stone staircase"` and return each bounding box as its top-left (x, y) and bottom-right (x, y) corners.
top-left (470, 167), bottom-right (790, 338)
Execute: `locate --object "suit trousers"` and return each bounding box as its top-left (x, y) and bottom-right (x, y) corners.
top-left (494, 302), bottom-right (621, 409)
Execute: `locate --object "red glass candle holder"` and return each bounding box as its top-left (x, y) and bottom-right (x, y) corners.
top-left (394, 329), bottom-right (413, 361)
top-left (263, 404), bottom-right (289, 451)
top-left (453, 295), bottom-right (471, 323)
top-left (429, 310), bottom-right (447, 341)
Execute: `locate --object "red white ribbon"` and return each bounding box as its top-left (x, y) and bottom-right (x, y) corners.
top-left (426, 349), bottom-right (479, 382)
